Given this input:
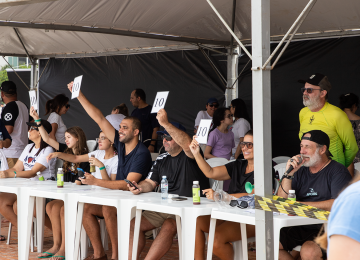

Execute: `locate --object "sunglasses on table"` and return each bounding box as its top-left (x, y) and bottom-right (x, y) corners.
top-left (30, 126), bottom-right (39, 131)
top-left (208, 103), bottom-right (219, 108)
top-left (65, 104), bottom-right (70, 109)
top-left (301, 87), bottom-right (323, 94)
top-left (239, 142), bottom-right (253, 149)
top-left (96, 137), bottom-right (108, 142)
top-left (162, 135), bottom-right (173, 141)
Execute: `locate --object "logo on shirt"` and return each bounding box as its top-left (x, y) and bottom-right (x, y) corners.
top-left (306, 188), bottom-right (317, 197)
top-left (24, 155), bottom-right (37, 168)
top-left (309, 115), bottom-right (315, 125)
top-left (4, 113), bottom-right (12, 121)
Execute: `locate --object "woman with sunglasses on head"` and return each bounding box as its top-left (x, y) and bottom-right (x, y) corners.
top-left (0, 119), bottom-right (55, 236)
top-left (204, 107), bottom-right (235, 160)
top-left (190, 130), bottom-right (260, 260)
top-left (45, 94), bottom-right (70, 143)
top-left (230, 98), bottom-right (251, 159)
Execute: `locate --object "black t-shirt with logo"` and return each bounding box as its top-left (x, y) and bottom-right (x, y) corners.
top-left (147, 150), bottom-right (210, 197)
top-left (292, 160), bottom-right (352, 202)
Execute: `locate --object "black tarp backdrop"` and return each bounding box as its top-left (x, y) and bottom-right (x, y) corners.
top-left (7, 70), bottom-right (31, 108)
top-left (38, 50), bottom-right (227, 146)
top-left (38, 36), bottom-right (360, 157)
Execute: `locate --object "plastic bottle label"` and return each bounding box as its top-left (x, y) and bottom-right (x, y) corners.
top-left (288, 197), bottom-right (296, 201)
top-left (193, 187), bottom-right (200, 203)
top-left (57, 173), bottom-right (64, 187)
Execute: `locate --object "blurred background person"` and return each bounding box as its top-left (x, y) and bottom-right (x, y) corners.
top-left (194, 97), bottom-right (219, 133)
top-left (105, 103), bottom-right (128, 131)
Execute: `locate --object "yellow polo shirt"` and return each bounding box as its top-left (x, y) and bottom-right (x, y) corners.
top-left (299, 102), bottom-right (358, 167)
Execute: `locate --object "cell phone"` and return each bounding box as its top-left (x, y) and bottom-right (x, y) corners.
top-left (77, 168), bottom-right (86, 179)
top-left (125, 179), bottom-right (139, 190)
top-left (171, 197), bottom-right (187, 201)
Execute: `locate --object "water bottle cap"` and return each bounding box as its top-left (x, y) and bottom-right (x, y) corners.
top-left (193, 181), bottom-right (199, 184)
top-left (289, 190), bottom-right (295, 193)
top-left (162, 175), bottom-right (167, 178)
top-left (36, 171), bottom-right (41, 175)
top-left (58, 168), bottom-right (63, 171)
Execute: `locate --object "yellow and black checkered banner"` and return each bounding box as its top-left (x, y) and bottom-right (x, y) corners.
top-left (254, 195), bottom-right (329, 221)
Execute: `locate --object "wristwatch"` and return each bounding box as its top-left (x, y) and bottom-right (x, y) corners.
top-left (283, 174), bottom-right (294, 180)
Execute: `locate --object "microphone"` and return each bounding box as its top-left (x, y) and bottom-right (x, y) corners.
top-left (284, 157), bottom-right (303, 175)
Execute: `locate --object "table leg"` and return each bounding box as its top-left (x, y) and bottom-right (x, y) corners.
top-left (273, 221), bottom-right (281, 260)
top-left (240, 223), bottom-right (248, 260)
top-left (131, 208), bottom-right (142, 260)
top-left (181, 209), bottom-right (198, 260)
top-left (206, 217), bottom-right (216, 260)
top-left (73, 202), bottom-right (84, 260)
top-left (117, 201), bottom-right (135, 260)
top-left (64, 197), bottom-right (78, 260)
top-left (175, 215), bottom-right (182, 260)
top-left (18, 192), bottom-right (34, 260)
top-left (36, 197), bottom-right (46, 253)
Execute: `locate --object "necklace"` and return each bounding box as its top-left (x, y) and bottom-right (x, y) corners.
top-left (309, 159), bottom-right (331, 174)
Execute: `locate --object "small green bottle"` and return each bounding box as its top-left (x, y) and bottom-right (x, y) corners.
top-left (192, 181), bottom-right (200, 205)
top-left (37, 171), bottom-right (44, 181)
top-left (57, 168), bottom-right (64, 188)
top-left (288, 190), bottom-right (296, 201)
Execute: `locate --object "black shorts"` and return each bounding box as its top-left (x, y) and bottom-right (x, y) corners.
top-left (280, 224), bottom-right (327, 259)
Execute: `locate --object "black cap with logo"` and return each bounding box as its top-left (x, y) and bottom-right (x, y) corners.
top-left (298, 73), bottom-right (331, 92)
top-left (301, 130), bottom-right (333, 157)
top-left (1, 81), bottom-right (17, 94)
top-left (26, 120), bottom-right (52, 134)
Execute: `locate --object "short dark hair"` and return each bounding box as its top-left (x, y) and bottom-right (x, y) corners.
top-left (134, 89), bottom-right (146, 102)
top-left (113, 103), bottom-right (129, 116)
top-left (124, 116), bottom-right (142, 133)
top-left (339, 93), bottom-right (359, 110)
top-left (245, 129), bottom-right (253, 136)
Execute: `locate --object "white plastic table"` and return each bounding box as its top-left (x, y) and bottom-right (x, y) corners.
top-left (132, 197), bottom-right (219, 260)
top-left (73, 190), bottom-right (161, 260)
top-left (21, 183), bottom-right (111, 260)
top-left (207, 207), bottom-right (326, 260)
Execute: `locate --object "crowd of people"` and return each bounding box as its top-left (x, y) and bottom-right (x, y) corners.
top-left (0, 71), bottom-right (358, 260)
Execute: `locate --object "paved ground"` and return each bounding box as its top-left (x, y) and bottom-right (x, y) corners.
top-left (0, 220), bottom-right (256, 259)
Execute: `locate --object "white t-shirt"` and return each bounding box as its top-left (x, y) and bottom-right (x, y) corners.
top-left (88, 150), bottom-right (118, 179)
top-left (105, 114), bottom-right (126, 131)
top-left (194, 111), bottom-right (212, 129)
top-left (18, 144), bottom-right (55, 180)
top-left (231, 118), bottom-right (251, 155)
top-left (47, 112), bottom-right (67, 144)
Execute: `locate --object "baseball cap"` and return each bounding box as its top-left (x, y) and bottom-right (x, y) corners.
top-left (26, 119), bottom-right (52, 134)
top-left (157, 122), bottom-right (186, 136)
top-left (207, 98), bottom-right (218, 104)
top-left (301, 130), bottom-right (333, 157)
top-left (298, 73), bottom-right (331, 92)
top-left (1, 81), bottom-right (17, 94)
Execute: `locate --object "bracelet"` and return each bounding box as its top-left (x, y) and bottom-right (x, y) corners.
top-left (35, 119), bottom-right (41, 122)
top-left (14, 171), bottom-right (16, 178)
top-left (283, 174), bottom-right (294, 180)
top-left (99, 166), bottom-right (105, 170)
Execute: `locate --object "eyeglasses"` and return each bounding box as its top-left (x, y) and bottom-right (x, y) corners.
top-left (301, 87), bottom-right (323, 94)
top-left (30, 126), bottom-right (39, 131)
top-left (162, 135), bottom-right (173, 141)
top-left (208, 103), bottom-right (219, 108)
top-left (96, 137), bottom-right (108, 142)
top-left (239, 142), bottom-right (253, 149)
top-left (225, 114), bottom-right (233, 119)
top-left (65, 104), bottom-right (70, 109)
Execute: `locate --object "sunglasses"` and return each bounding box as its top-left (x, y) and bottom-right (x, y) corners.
top-left (96, 136), bottom-right (108, 142)
top-left (65, 104), bottom-right (70, 109)
top-left (301, 87), bottom-right (323, 94)
top-left (162, 135), bottom-right (173, 141)
top-left (239, 142), bottom-right (253, 149)
top-left (208, 103), bottom-right (219, 108)
top-left (30, 126), bottom-right (39, 131)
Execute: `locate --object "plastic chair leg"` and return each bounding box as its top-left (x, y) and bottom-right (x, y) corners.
top-left (7, 222), bottom-right (12, 245)
top-left (80, 225), bottom-right (88, 260)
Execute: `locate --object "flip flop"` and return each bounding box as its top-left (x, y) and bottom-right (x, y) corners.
top-left (0, 235), bottom-right (5, 241)
top-left (38, 252), bottom-right (55, 259)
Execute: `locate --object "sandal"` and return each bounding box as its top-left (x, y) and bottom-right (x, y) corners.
top-left (38, 252), bottom-right (55, 258)
top-left (0, 235), bottom-right (5, 241)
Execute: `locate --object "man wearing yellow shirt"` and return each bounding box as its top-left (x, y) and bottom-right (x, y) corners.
top-left (298, 73), bottom-right (358, 175)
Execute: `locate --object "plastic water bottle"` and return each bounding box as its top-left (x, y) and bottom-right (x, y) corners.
top-left (192, 181), bottom-right (200, 205)
top-left (161, 176), bottom-right (168, 200)
top-left (288, 190), bottom-right (296, 201)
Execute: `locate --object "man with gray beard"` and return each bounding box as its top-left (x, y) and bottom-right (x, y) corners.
top-left (278, 130), bottom-right (351, 260)
top-left (298, 73), bottom-right (358, 175)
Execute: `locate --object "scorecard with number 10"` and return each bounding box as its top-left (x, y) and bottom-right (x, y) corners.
top-left (151, 91), bottom-right (169, 113)
top-left (196, 119), bottom-right (212, 144)
top-left (71, 75), bottom-right (83, 99)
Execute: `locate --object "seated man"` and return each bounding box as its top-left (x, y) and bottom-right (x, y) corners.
top-left (67, 82), bottom-right (152, 260)
top-left (278, 130), bottom-right (352, 260)
top-left (194, 97), bottom-right (219, 133)
top-left (128, 108), bottom-right (210, 260)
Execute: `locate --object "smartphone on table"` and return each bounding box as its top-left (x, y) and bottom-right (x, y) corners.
top-left (125, 179), bottom-right (139, 190)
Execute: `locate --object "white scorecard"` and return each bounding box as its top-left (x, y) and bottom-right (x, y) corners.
top-left (71, 75), bottom-right (83, 99)
top-left (196, 119), bottom-right (212, 144)
top-left (151, 91), bottom-right (169, 113)
top-left (29, 90), bottom-right (38, 110)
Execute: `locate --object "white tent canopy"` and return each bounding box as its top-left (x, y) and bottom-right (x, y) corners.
top-left (0, 0), bottom-right (359, 58)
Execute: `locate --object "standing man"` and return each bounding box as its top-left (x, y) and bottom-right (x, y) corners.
top-left (298, 73), bottom-right (358, 174)
top-left (194, 97), bottom-right (219, 133)
top-left (130, 89), bottom-right (160, 153)
top-left (0, 81), bottom-right (29, 168)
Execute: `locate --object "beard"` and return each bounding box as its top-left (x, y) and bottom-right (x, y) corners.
top-left (302, 148), bottom-right (322, 167)
top-left (119, 133), bottom-right (133, 144)
top-left (303, 93), bottom-right (322, 110)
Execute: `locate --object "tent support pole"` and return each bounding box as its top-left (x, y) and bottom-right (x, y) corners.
top-left (13, 28), bottom-right (34, 64)
top-left (229, 0), bottom-right (237, 55)
top-left (226, 46), bottom-right (239, 106)
top-left (252, 0), bottom-right (274, 259)
top-left (198, 46), bottom-right (227, 87)
top-left (262, 0), bottom-right (317, 69)
top-left (206, 0), bottom-right (252, 60)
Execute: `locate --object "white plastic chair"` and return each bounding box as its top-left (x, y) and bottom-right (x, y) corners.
top-left (8, 218), bottom-right (36, 252)
top-left (206, 158), bottom-right (229, 191)
top-left (272, 156), bottom-right (291, 165)
top-left (86, 140), bottom-right (97, 152)
top-left (273, 163), bottom-right (287, 180)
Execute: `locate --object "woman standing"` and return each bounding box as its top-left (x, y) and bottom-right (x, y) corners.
top-left (229, 98), bottom-right (251, 159)
top-left (45, 94), bottom-right (70, 143)
top-left (204, 108), bottom-right (235, 160)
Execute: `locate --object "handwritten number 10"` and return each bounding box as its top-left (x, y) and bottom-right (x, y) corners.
top-left (198, 127), bottom-right (207, 137)
top-left (154, 98), bottom-right (164, 107)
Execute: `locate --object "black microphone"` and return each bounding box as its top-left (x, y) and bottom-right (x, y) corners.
top-left (284, 157), bottom-right (303, 175)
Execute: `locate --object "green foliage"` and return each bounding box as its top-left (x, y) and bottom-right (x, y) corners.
top-left (0, 64), bottom-right (9, 85)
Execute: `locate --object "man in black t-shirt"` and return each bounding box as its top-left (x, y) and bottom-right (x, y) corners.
top-left (130, 88), bottom-right (160, 152)
top-left (128, 108), bottom-right (210, 260)
top-left (278, 130), bottom-right (351, 260)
